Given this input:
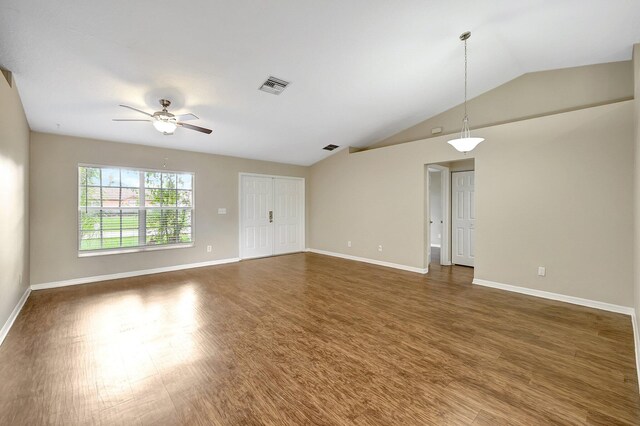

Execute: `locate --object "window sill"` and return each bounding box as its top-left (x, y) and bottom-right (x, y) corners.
top-left (78, 243), bottom-right (194, 257)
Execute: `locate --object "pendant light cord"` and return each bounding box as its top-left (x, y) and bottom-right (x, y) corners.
top-left (464, 37), bottom-right (468, 119)
top-left (460, 33), bottom-right (470, 138)
top-left (448, 31), bottom-right (484, 153)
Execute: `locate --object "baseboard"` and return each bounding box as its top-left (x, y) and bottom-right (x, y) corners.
top-left (472, 278), bottom-right (634, 315)
top-left (0, 287), bottom-right (31, 346)
top-left (632, 312), bottom-right (640, 391)
top-left (307, 248), bottom-right (428, 274)
top-left (31, 257), bottom-right (241, 291)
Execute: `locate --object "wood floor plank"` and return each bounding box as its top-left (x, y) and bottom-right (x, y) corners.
top-left (0, 253), bottom-right (638, 425)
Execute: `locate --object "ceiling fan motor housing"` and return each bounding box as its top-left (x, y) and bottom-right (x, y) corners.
top-left (114, 99), bottom-right (213, 134)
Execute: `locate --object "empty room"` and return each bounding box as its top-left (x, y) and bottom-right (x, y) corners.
top-left (2, 1), bottom-right (640, 424)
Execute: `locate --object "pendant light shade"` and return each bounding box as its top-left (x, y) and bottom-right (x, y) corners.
top-left (448, 136), bottom-right (484, 153)
top-left (448, 31), bottom-right (484, 153)
top-left (447, 116), bottom-right (484, 152)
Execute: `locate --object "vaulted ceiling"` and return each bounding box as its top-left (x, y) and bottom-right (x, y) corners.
top-left (1, 0), bottom-right (639, 165)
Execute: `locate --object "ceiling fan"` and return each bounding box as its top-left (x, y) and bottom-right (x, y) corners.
top-left (113, 99), bottom-right (212, 135)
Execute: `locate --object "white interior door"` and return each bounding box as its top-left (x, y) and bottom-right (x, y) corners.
top-left (240, 174), bottom-right (304, 259)
top-left (273, 178), bottom-right (304, 255)
top-left (240, 175), bottom-right (273, 259)
top-left (452, 171), bottom-right (475, 267)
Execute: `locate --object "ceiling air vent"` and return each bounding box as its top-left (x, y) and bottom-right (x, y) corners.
top-left (259, 76), bottom-right (290, 95)
top-left (323, 144), bottom-right (339, 151)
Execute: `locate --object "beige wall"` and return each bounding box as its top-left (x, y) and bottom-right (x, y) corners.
top-left (0, 72), bottom-right (30, 328)
top-left (371, 61), bottom-right (633, 149)
top-left (310, 101), bottom-right (634, 306)
top-left (438, 159), bottom-right (474, 172)
top-left (30, 133), bottom-right (309, 285)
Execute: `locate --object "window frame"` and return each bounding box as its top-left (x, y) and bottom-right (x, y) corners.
top-left (77, 163), bottom-right (196, 257)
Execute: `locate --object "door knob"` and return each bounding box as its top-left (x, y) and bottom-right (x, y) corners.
top-left (269, 211), bottom-right (273, 223)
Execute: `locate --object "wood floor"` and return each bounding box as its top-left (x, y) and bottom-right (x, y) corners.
top-left (0, 253), bottom-right (638, 425)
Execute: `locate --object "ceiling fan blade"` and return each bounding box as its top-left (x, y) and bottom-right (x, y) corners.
top-left (119, 104), bottom-right (154, 117)
top-left (174, 113), bottom-right (199, 121)
top-left (177, 122), bottom-right (212, 134)
top-left (112, 118), bottom-right (152, 122)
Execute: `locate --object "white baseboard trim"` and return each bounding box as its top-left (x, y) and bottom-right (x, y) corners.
top-left (31, 257), bottom-right (241, 291)
top-left (0, 287), bottom-right (31, 346)
top-left (472, 278), bottom-right (634, 315)
top-left (631, 312), bottom-right (640, 392)
top-left (307, 248), bottom-right (428, 274)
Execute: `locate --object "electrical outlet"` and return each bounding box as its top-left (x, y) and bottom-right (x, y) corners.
top-left (207, 245), bottom-right (212, 253)
top-left (537, 266), bottom-right (546, 277)
top-left (378, 245), bottom-right (383, 252)
top-left (347, 241), bottom-right (352, 247)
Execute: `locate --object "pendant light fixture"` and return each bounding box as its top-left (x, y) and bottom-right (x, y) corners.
top-left (448, 31), bottom-right (484, 153)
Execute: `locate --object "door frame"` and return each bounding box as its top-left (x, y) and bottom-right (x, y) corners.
top-left (425, 165), bottom-right (451, 266)
top-left (238, 173), bottom-right (306, 259)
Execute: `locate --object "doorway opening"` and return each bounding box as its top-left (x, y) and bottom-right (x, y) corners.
top-left (427, 166), bottom-right (447, 266)
top-left (425, 159), bottom-right (475, 268)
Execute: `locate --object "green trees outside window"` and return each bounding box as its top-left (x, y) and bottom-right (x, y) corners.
top-left (78, 166), bottom-right (194, 252)
top-left (144, 171), bottom-right (192, 245)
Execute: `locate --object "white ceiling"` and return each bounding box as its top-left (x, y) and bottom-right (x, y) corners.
top-left (1, 1), bottom-right (639, 166)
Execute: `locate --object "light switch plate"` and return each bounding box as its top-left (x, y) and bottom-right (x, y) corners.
top-left (218, 208), bottom-right (227, 215)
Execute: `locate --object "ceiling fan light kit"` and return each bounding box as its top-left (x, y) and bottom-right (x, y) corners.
top-left (152, 120), bottom-right (177, 134)
top-left (447, 31), bottom-right (484, 154)
top-left (113, 99), bottom-right (212, 135)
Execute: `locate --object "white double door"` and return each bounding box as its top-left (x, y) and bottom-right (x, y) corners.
top-left (451, 171), bottom-right (475, 267)
top-left (240, 174), bottom-right (305, 259)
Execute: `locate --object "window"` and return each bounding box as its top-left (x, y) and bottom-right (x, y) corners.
top-left (78, 165), bottom-right (194, 255)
